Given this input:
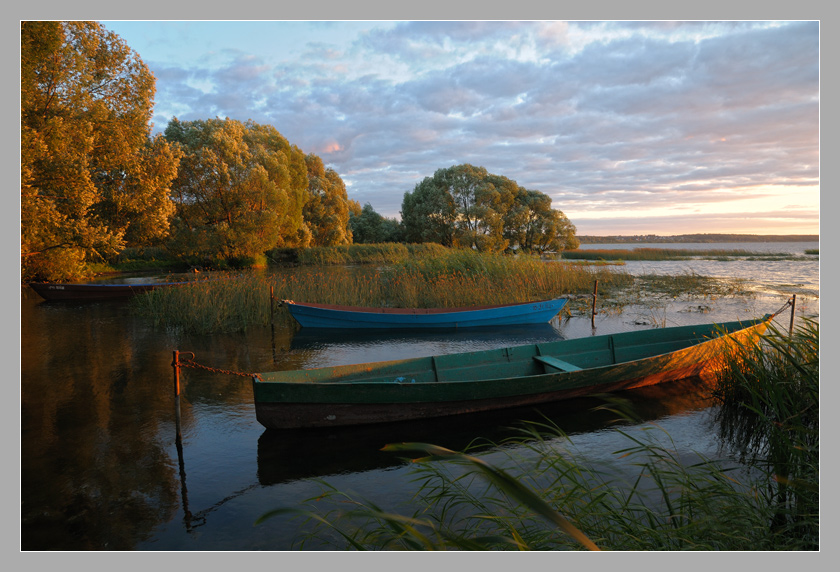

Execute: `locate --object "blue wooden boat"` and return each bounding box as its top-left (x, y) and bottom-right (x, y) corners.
top-left (253, 315), bottom-right (774, 429)
top-left (281, 297), bottom-right (568, 329)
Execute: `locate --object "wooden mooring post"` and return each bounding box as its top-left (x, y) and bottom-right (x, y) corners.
top-left (788, 294), bottom-right (797, 338)
top-left (269, 285), bottom-right (277, 361)
top-left (170, 349), bottom-right (194, 530)
top-left (269, 285), bottom-right (275, 327)
top-left (172, 350), bottom-right (182, 440)
top-left (591, 280), bottom-right (599, 328)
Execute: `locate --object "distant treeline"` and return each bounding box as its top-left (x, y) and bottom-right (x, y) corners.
top-left (578, 234), bottom-right (819, 244)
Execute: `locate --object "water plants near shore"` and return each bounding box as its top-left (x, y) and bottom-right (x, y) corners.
top-left (131, 249), bottom-right (635, 333)
top-left (561, 248), bottom-right (797, 262)
top-left (130, 247), bottom-right (766, 334)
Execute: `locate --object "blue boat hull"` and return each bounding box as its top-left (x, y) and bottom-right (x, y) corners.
top-left (283, 298), bottom-right (568, 329)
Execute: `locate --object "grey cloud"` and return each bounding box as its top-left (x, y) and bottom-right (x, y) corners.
top-left (137, 21), bottom-right (817, 229)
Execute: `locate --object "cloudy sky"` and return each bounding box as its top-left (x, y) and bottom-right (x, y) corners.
top-left (100, 20), bottom-right (820, 236)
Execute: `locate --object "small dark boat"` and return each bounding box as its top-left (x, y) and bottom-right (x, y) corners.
top-left (281, 297), bottom-right (568, 329)
top-left (252, 315), bottom-right (773, 429)
top-left (28, 281), bottom-right (190, 301)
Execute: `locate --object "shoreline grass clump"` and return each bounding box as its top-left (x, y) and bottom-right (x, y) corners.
top-left (259, 415), bottom-right (813, 550)
top-left (131, 249), bottom-right (635, 333)
top-left (711, 317), bottom-right (819, 548)
top-left (295, 242), bottom-right (449, 266)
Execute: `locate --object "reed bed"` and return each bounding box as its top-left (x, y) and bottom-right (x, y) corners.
top-left (381, 251), bottom-right (632, 308)
top-left (267, 431), bottom-right (786, 550)
top-left (296, 242), bottom-right (449, 265)
top-left (711, 318), bottom-right (819, 547)
top-left (132, 250), bottom-right (634, 333)
top-left (131, 274), bottom-right (275, 333)
top-left (259, 320), bottom-right (819, 550)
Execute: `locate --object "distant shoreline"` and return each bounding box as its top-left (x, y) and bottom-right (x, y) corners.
top-left (578, 234), bottom-right (819, 244)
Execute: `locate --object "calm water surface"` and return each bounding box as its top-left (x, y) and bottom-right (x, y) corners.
top-left (20, 242), bottom-right (819, 550)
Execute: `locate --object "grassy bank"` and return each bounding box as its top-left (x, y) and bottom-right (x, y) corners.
top-left (132, 249), bottom-right (634, 333)
top-left (258, 319), bottom-right (818, 550)
top-left (293, 242), bottom-right (450, 265)
top-left (131, 246), bottom-right (765, 334)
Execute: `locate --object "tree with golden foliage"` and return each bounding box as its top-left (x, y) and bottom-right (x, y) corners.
top-left (21, 21), bottom-right (180, 281)
top-left (163, 117), bottom-right (310, 265)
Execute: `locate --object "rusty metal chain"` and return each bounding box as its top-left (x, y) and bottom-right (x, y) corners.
top-left (770, 296), bottom-right (794, 319)
top-left (175, 352), bottom-right (264, 381)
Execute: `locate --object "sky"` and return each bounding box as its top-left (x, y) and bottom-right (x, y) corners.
top-left (99, 20), bottom-right (820, 236)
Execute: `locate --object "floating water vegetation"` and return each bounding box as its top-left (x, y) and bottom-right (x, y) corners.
top-left (561, 248), bottom-right (796, 262)
top-left (562, 271), bottom-right (755, 320)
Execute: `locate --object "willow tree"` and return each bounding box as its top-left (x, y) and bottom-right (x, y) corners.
top-left (504, 189), bottom-right (580, 252)
top-left (302, 154), bottom-right (356, 246)
top-left (163, 118), bottom-right (309, 264)
top-left (401, 164), bottom-right (578, 253)
top-left (400, 172), bottom-right (458, 246)
top-left (349, 203), bottom-right (403, 243)
top-left (21, 21), bottom-right (180, 281)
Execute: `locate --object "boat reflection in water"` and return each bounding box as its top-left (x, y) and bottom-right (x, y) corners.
top-left (255, 375), bottom-right (720, 486)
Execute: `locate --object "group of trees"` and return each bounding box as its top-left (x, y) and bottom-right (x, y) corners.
top-left (20, 22), bottom-right (358, 280)
top-left (21, 21), bottom-right (578, 282)
top-left (21, 21), bottom-right (180, 280)
top-left (401, 164), bottom-right (579, 253)
top-left (162, 118), bottom-right (355, 264)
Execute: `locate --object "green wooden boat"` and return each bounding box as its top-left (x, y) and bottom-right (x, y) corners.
top-left (253, 316), bottom-right (772, 429)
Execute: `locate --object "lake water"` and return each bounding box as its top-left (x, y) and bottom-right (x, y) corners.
top-left (19, 242), bottom-right (819, 550)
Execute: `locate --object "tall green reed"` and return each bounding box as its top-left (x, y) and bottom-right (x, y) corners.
top-left (296, 242), bottom-right (449, 265)
top-left (132, 250), bottom-right (634, 333)
top-left (258, 412), bottom-right (803, 550)
top-left (711, 317), bottom-right (819, 548)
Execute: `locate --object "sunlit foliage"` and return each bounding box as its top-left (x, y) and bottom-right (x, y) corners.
top-left (21, 21), bottom-right (180, 280)
top-left (162, 117), bottom-right (311, 266)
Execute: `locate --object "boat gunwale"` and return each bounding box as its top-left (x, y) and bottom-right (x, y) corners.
top-left (283, 297), bottom-right (567, 316)
top-left (252, 316), bottom-right (772, 428)
top-left (255, 317), bottom-right (768, 388)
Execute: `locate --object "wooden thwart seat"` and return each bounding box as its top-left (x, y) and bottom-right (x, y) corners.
top-left (533, 355), bottom-right (582, 372)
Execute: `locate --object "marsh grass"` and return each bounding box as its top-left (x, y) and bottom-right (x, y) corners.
top-left (711, 318), bottom-right (819, 548)
top-left (130, 274), bottom-right (277, 333)
top-left (381, 252), bottom-right (632, 308)
top-left (132, 250), bottom-right (635, 333)
top-left (296, 242), bottom-right (449, 265)
top-left (260, 417), bottom-right (800, 550)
